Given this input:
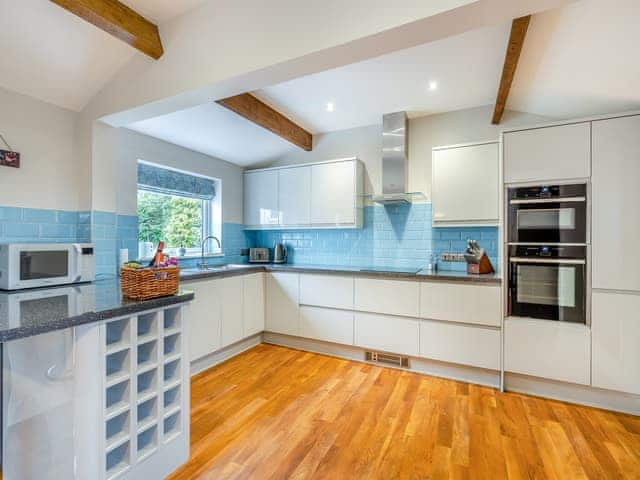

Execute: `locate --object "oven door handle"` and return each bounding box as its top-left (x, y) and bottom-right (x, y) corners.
top-left (509, 196), bottom-right (586, 205)
top-left (509, 257), bottom-right (586, 265)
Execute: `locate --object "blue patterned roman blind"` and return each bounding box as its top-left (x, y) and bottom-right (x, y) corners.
top-left (137, 162), bottom-right (216, 200)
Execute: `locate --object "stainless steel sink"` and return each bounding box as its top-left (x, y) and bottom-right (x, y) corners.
top-left (182, 264), bottom-right (254, 274)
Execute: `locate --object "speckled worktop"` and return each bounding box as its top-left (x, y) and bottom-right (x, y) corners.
top-left (180, 263), bottom-right (502, 285)
top-left (0, 279), bottom-right (194, 342)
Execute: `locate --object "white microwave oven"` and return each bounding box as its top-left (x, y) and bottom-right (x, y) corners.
top-left (0, 243), bottom-right (96, 290)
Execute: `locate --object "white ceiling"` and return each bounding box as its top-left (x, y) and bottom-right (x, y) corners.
top-left (255, 22), bottom-right (511, 134)
top-left (127, 103), bottom-right (298, 166)
top-left (509, 0), bottom-right (640, 118)
top-left (0, 0), bottom-right (206, 111)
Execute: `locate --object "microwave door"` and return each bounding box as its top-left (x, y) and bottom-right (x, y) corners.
top-left (509, 201), bottom-right (587, 244)
top-left (509, 258), bottom-right (586, 323)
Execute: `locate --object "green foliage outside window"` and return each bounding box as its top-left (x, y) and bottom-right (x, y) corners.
top-left (137, 190), bottom-right (203, 248)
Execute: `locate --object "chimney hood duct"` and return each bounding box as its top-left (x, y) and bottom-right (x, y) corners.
top-left (371, 111), bottom-right (419, 205)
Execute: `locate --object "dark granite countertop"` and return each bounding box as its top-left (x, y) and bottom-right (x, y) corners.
top-left (180, 264), bottom-right (502, 285)
top-left (0, 279), bottom-right (194, 342)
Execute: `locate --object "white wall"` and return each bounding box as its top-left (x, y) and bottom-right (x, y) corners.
top-left (115, 128), bottom-right (244, 223)
top-left (408, 105), bottom-right (551, 196)
top-left (0, 87), bottom-right (80, 210)
top-left (263, 105), bottom-right (551, 197)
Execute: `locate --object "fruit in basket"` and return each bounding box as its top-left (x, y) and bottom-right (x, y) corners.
top-left (123, 261), bottom-right (144, 269)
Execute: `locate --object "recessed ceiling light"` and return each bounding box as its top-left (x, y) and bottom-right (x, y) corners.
top-left (326, 102), bottom-right (335, 112)
top-left (428, 81), bottom-right (438, 91)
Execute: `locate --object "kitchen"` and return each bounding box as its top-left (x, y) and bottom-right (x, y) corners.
top-left (1, 0), bottom-right (639, 479)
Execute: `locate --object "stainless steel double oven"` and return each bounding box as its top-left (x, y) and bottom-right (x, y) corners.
top-left (507, 184), bottom-right (588, 324)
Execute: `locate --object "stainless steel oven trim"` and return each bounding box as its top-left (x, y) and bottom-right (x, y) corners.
top-left (509, 196), bottom-right (586, 205)
top-left (508, 242), bottom-right (587, 246)
top-left (509, 257), bottom-right (586, 265)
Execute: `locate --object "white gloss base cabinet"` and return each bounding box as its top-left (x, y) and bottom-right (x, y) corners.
top-left (300, 306), bottom-right (354, 345)
top-left (243, 273), bottom-right (266, 337)
top-left (354, 278), bottom-right (420, 318)
top-left (186, 274), bottom-right (265, 363)
top-left (503, 121), bottom-right (591, 183)
top-left (266, 272), bottom-right (299, 336)
top-left (505, 317), bottom-right (591, 386)
top-left (299, 273), bottom-right (354, 310)
top-left (592, 291), bottom-right (640, 395)
top-left (431, 141), bottom-right (499, 226)
top-left (419, 320), bottom-right (500, 370)
top-left (419, 282), bottom-right (501, 327)
top-left (267, 273), bottom-right (501, 373)
top-left (354, 312), bottom-right (420, 357)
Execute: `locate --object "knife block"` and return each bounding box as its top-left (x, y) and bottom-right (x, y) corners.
top-left (467, 253), bottom-right (494, 274)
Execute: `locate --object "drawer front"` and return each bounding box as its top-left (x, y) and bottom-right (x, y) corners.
top-left (419, 320), bottom-right (500, 370)
top-left (299, 306), bottom-right (354, 345)
top-left (299, 274), bottom-right (354, 310)
top-left (354, 278), bottom-right (419, 318)
top-left (354, 312), bottom-right (419, 356)
top-left (505, 318), bottom-right (590, 385)
top-left (420, 283), bottom-right (501, 327)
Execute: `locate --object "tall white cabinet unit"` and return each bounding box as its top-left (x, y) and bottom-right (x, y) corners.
top-left (431, 141), bottom-right (499, 226)
top-left (590, 113), bottom-right (640, 396)
top-left (503, 122), bottom-right (590, 183)
top-left (243, 158), bottom-right (363, 229)
top-left (591, 114), bottom-right (640, 292)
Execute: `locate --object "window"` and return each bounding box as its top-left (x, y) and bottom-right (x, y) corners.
top-left (137, 162), bottom-right (220, 259)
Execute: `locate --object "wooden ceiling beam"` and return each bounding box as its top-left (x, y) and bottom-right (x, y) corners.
top-left (50, 0), bottom-right (164, 59)
top-left (217, 93), bottom-right (312, 151)
top-left (492, 15), bottom-right (531, 124)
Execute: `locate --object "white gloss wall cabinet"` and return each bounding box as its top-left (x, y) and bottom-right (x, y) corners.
top-left (243, 273), bottom-right (265, 337)
top-left (505, 318), bottom-right (590, 385)
top-left (419, 321), bottom-right (500, 370)
top-left (309, 160), bottom-right (362, 226)
top-left (354, 312), bottom-right (420, 356)
top-left (299, 306), bottom-right (354, 345)
top-left (503, 122), bottom-right (591, 183)
top-left (244, 169), bottom-right (279, 227)
top-left (431, 141), bottom-right (499, 226)
top-left (299, 273), bottom-right (354, 310)
top-left (419, 282), bottom-right (501, 327)
top-left (278, 166), bottom-right (311, 226)
top-left (354, 278), bottom-right (420, 318)
top-left (266, 272), bottom-right (299, 335)
top-left (244, 158), bottom-right (363, 229)
top-left (592, 291), bottom-right (640, 395)
top-left (187, 279), bottom-right (221, 362)
top-left (592, 114), bottom-right (640, 292)
top-left (220, 276), bottom-right (244, 348)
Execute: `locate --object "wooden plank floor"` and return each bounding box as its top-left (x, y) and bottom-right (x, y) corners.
top-left (169, 344), bottom-right (640, 480)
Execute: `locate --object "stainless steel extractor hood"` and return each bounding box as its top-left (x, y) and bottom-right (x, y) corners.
top-left (371, 111), bottom-right (423, 205)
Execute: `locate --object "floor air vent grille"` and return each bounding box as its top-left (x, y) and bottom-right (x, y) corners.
top-left (365, 351), bottom-right (409, 368)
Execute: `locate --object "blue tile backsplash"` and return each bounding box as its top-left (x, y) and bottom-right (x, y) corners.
top-left (251, 204), bottom-right (499, 272)
top-left (0, 202), bottom-right (499, 277)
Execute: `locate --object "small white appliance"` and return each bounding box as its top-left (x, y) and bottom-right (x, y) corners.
top-left (0, 243), bottom-right (95, 290)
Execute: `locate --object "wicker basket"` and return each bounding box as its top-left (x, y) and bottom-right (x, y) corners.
top-left (120, 266), bottom-right (180, 300)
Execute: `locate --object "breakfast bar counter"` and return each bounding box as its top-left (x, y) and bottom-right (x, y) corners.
top-left (0, 280), bottom-right (194, 480)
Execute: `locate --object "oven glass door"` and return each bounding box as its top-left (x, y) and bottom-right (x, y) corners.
top-left (509, 260), bottom-right (586, 323)
top-left (509, 201), bottom-right (586, 243)
top-left (19, 250), bottom-right (69, 281)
